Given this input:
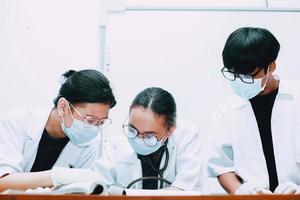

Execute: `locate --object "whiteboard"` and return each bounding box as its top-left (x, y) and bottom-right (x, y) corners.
top-left (126, 0), bottom-right (266, 9)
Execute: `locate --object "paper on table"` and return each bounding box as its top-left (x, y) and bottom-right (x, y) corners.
top-left (1, 180), bottom-right (107, 195)
top-left (124, 189), bottom-right (201, 196)
top-left (50, 180), bottom-right (107, 195)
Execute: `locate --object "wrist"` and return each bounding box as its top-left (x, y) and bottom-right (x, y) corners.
top-left (231, 183), bottom-right (242, 194)
top-left (234, 182), bottom-right (257, 195)
top-left (36, 171), bottom-right (53, 188)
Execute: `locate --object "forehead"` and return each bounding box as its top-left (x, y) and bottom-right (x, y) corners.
top-left (251, 68), bottom-right (265, 75)
top-left (239, 66), bottom-right (265, 74)
top-left (74, 102), bottom-right (110, 119)
top-left (129, 107), bottom-right (166, 132)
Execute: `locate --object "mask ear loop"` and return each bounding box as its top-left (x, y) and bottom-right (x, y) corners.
top-left (161, 126), bottom-right (172, 144)
top-left (262, 67), bottom-right (271, 90)
top-left (60, 101), bottom-right (74, 128)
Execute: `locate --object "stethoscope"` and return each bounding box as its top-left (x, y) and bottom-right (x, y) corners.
top-left (126, 143), bottom-right (172, 189)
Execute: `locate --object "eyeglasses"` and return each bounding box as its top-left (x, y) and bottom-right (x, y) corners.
top-left (122, 118), bottom-right (167, 147)
top-left (122, 125), bottom-right (168, 147)
top-left (221, 67), bottom-right (262, 84)
top-left (68, 103), bottom-right (112, 129)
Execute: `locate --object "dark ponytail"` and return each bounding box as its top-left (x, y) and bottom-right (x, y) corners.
top-left (53, 69), bottom-right (116, 108)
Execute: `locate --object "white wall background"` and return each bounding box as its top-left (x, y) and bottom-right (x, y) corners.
top-left (0, 0), bottom-right (103, 113)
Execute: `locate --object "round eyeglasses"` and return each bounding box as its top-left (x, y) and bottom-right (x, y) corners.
top-left (123, 124), bottom-right (164, 147)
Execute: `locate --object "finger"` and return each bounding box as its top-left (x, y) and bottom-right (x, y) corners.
top-left (255, 188), bottom-right (272, 195)
top-left (249, 189), bottom-right (258, 195)
top-left (274, 183), bottom-right (290, 194)
top-left (261, 189), bottom-right (273, 194)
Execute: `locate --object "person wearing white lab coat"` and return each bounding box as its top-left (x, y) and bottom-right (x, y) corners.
top-left (91, 87), bottom-right (203, 193)
top-left (0, 87), bottom-right (202, 193)
top-left (0, 106), bottom-right (96, 175)
top-left (0, 69), bottom-right (116, 192)
top-left (207, 27), bottom-right (300, 195)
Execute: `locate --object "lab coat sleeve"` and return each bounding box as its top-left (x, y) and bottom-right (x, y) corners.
top-left (0, 114), bottom-right (26, 177)
top-left (171, 126), bottom-right (202, 191)
top-left (207, 107), bottom-right (234, 177)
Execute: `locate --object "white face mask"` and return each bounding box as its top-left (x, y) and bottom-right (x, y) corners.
top-left (61, 119), bottom-right (100, 147)
top-left (229, 69), bottom-right (270, 100)
top-left (60, 103), bottom-right (101, 147)
top-left (127, 136), bottom-right (166, 156)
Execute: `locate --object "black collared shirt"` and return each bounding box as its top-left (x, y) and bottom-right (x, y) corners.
top-left (30, 129), bottom-right (69, 172)
top-left (137, 145), bottom-right (166, 189)
top-left (250, 88), bottom-right (279, 192)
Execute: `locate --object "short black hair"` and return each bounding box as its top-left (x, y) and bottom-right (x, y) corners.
top-left (222, 27), bottom-right (280, 74)
top-left (53, 69), bottom-right (116, 108)
top-left (130, 87), bottom-right (177, 127)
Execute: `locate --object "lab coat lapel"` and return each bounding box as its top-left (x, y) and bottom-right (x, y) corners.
top-left (235, 97), bottom-right (269, 185)
top-left (114, 152), bottom-right (143, 189)
top-left (235, 96), bottom-right (263, 147)
top-left (26, 106), bottom-right (53, 140)
top-left (54, 142), bottom-right (80, 167)
top-left (161, 137), bottom-right (175, 180)
top-left (22, 106), bottom-right (53, 172)
top-left (132, 157), bottom-right (143, 189)
top-left (22, 139), bottom-right (39, 172)
top-left (246, 103), bottom-right (263, 146)
top-left (159, 149), bottom-right (170, 188)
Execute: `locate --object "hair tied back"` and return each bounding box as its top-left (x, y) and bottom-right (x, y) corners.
top-left (59, 75), bottom-right (67, 85)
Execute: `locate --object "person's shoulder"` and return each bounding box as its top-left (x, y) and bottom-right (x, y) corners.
top-left (3, 106), bottom-right (52, 120)
top-left (0, 106), bottom-right (53, 139)
top-left (6, 106), bottom-right (52, 126)
top-left (176, 120), bottom-right (199, 132)
top-left (103, 134), bottom-right (136, 162)
top-left (169, 120), bottom-right (202, 151)
top-left (214, 95), bottom-right (243, 114)
top-left (279, 80), bottom-right (300, 96)
top-left (172, 120), bottom-right (200, 140)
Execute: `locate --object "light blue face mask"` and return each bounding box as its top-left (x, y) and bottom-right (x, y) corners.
top-left (61, 118), bottom-right (100, 147)
top-left (229, 70), bottom-right (270, 100)
top-left (127, 136), bottom-right (166, 156)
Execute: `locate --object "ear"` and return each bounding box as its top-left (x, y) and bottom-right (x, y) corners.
top-left (57, 97), bottom-right (70, 117)
top-left (162, 125), bottom-right (176, 144)
top-left (166, 125), bottom-right (176, 137)
top-left (269, 61), bottom-right (276, 73)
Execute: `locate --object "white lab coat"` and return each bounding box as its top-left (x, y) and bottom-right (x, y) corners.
top-left (207, 80), bottom-right (300, 189)
top-left (91, 120), bottom-right (203, 192)
top-left (0, 106), bottom-right (99, 177)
